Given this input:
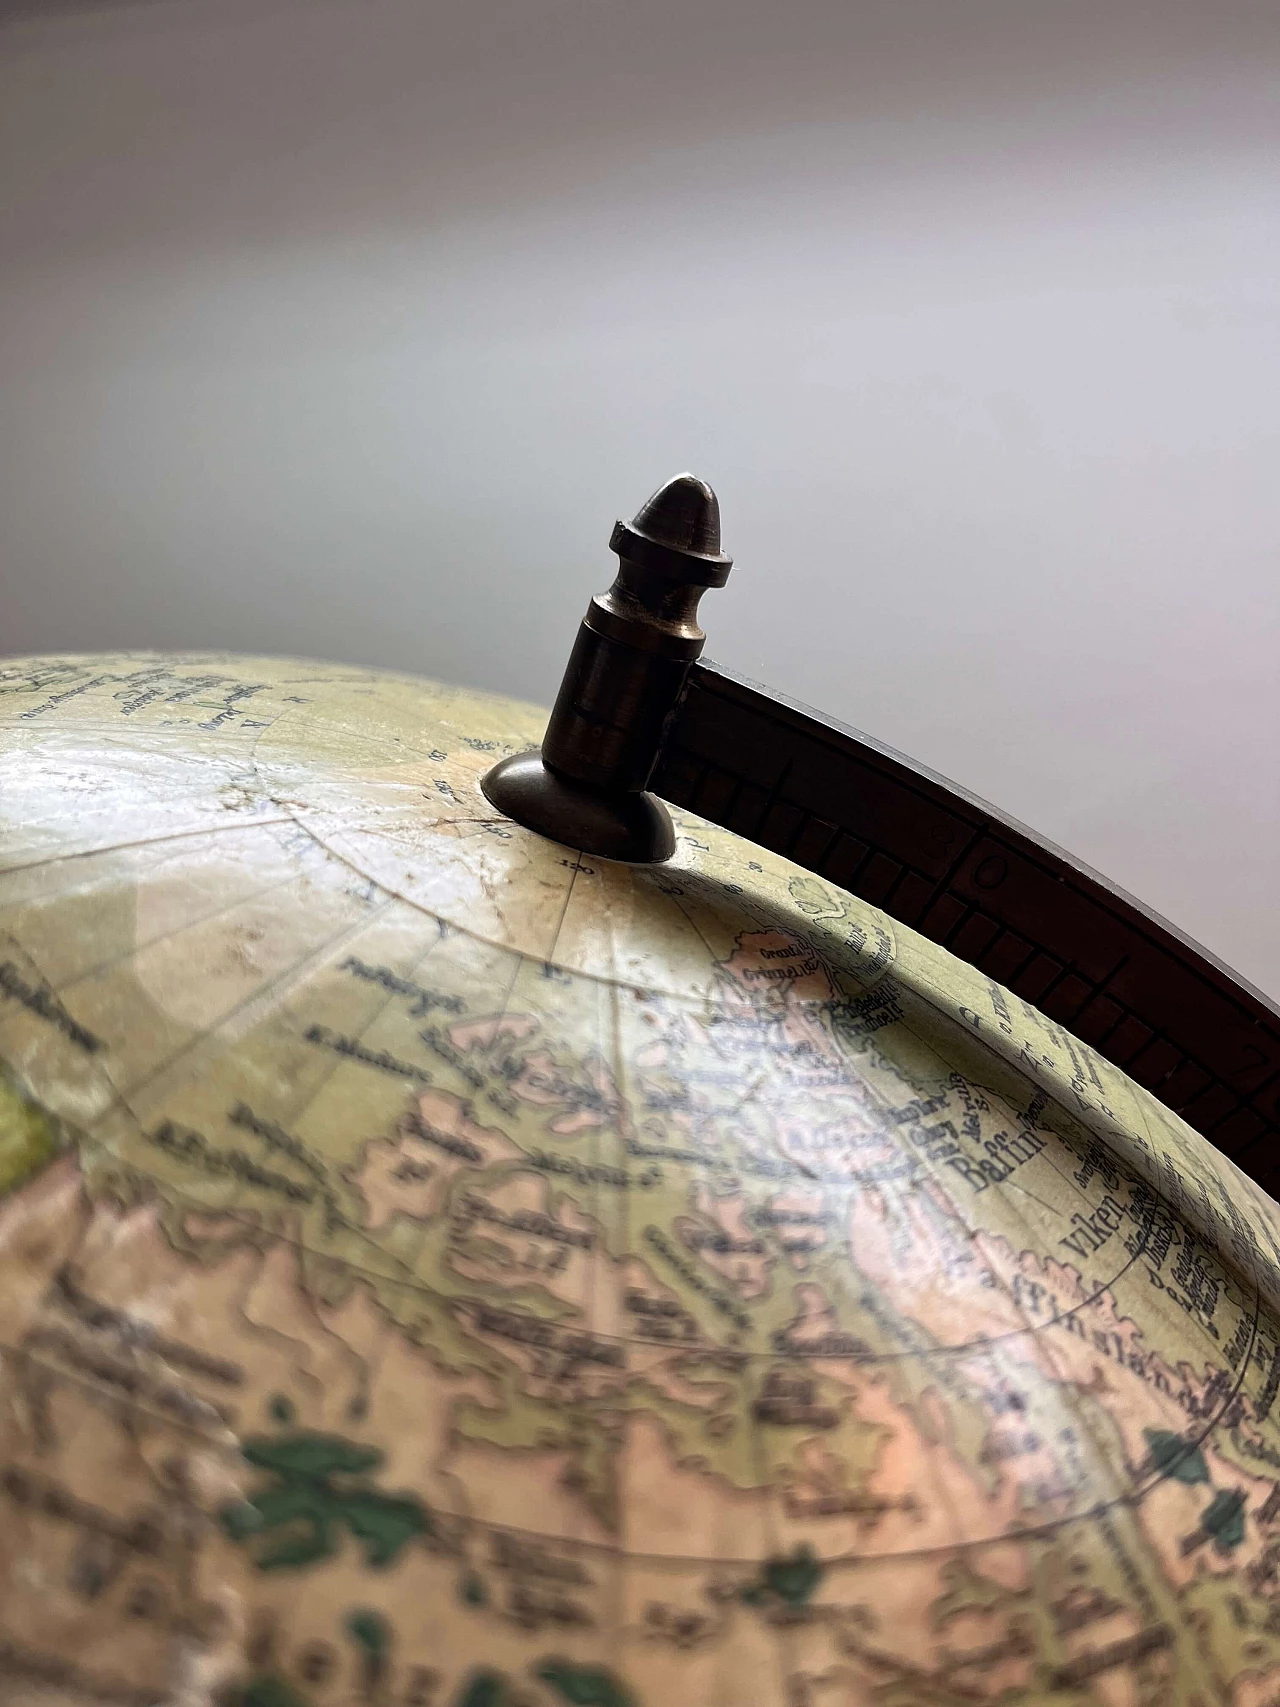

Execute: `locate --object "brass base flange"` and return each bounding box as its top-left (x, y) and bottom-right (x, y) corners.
top-left (481, 751), bottom-right (675, 864)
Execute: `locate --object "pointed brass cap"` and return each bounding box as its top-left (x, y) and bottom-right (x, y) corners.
top-left (609, 472), bottom-right (733, 585)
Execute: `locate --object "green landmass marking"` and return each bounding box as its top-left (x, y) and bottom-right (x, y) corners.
top-left (1144, 1428), bottom-right (1210, 1485)
top-left (221, 1421), bottom-right (435, 1571)
top-left (1202, 1488), bottom-right (1247, 1553)
top-left (233, 1677), bottom-right (310, 1707)
top-left (449, 1662), bottom-right (637, 1706)
top-left (454, 1673), bottom-right (510, 1707)
top-left (740, 1543), bottom-right (823, 1610)
top-left (533, 1659), bottom-right (636, 1706)
top-left (458, 1569), bottom-right (487, 1606)
top-left (345, 1607), bottom-right (392, 1657)
top-left (0, 1066), bottom-right (60, 1194)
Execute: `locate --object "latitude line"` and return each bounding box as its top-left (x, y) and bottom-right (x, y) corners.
top-left (0, 1320), bottom-right (1262, 1574)
top-left (33, 868), bottom-right (317, 1006)
top-left (215, 919), bottom-right (457, 1419)
top-left (0, 815), bottom-right (297, 881)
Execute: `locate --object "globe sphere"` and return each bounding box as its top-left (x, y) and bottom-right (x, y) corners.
top-left (1, 653), bottom-right (1278, 1707)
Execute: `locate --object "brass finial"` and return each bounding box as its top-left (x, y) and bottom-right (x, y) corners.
top-left (481, 474), bottom-right (733, 862)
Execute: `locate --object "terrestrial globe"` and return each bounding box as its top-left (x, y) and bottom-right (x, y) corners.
top-left (0, 653), bottom-right (1278, 1707)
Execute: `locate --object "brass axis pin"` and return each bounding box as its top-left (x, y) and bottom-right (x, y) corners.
top-left (482, 473), bottom-right (732, 862)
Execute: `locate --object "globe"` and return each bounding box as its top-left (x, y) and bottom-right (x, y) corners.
top-left (2, 652), bottom-right (1280, 1707)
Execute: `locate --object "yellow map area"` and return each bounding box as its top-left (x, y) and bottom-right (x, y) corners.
top-left (1, 652), bottom-right (1280, 1707)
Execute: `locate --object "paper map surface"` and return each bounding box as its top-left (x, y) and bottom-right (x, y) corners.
top-left (3, 653), bottom-right (1280, 1707)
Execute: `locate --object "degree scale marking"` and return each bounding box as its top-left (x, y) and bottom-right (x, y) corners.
top-left (653, 659), bottom-right (1280, 1190)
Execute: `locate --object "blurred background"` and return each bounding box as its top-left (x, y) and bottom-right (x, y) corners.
top-left (1, 0), bottom-right (1276, 997)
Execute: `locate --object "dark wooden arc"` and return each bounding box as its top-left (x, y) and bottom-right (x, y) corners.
top-left (651, 659), bottom-right (1280, 1194)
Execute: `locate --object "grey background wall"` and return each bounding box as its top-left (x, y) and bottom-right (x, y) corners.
top-left (1, 0), bottom-right (1277, 998)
